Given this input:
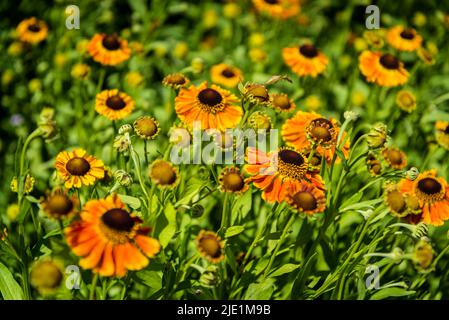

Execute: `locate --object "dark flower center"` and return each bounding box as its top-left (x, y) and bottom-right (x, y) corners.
top-left (386, 149), bottom-right (403, 165)
top-left (264, 0), bottom-right (279, 3)
top-left (299, 44), bottom-right (318, 58)
top-left (48, 194), bottom-right (73, 216)
top-left (66, 157), bottom-right (90, 176)
top-left (310, 118), bottom-right (334, 142)
top-left (221, 68), bottom-right (235, 78)
top-left (279, 149), bottom-right (304, 166)
top-left (417, 178), bottom-right (442, 195)
top-left (102, 35), bottom-right (121, 50)
top-left (102, 208), bottom-right (135, 232)
top-left (400, 29), bottom-right (415, 40)
top-left (198, 88), bottom-right (223, 106)
top-left (380, 53), bottom-right (400, 70)
top-left (292, 191), bottom-right (317, 211)
top-left (28, 23), bottom-right (41, 32)
top-left (444, 126), bottom-right (449, 135)
top-left (106, 95), bottom-right (126, 110)
top-left (223, 172), bottom-right (244, 192)
top-left (200, 236), bottom-right (221, 258)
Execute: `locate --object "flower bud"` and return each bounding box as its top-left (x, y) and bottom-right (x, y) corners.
top-left (366, 122), bottom-right (388, 149)
top-left (118, 124), bottom-right (133, 135)
top-left (114, 170), bottom-right (133, 187)
top-left (405, 167), bottom-right (419, 181)
top-left (199, 265), bottom-right (220, 288)
top-left (412, 239), bottom-right (433, 270)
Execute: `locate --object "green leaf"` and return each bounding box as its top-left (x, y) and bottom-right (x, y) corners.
top-left (269, 263), bottom-right (300, 277)
top-left (231, 191), bottom-right (251, 224)
top-left (224, 226), bottom-right (245, 238)
top-left (370, 288), bottom-right (416, 300)
top-left (118, 194), bottom-right (141, 209)
top-left (243, 278), bottom-right (276, 300)
top-left (135, 270), bottom-right (162, 290)
top-left (0, 262), bottom-right (24, 300)
top-left (175, 178), bottom-right (205, 207)
top-left (158, 203), bottom-right (177, 248)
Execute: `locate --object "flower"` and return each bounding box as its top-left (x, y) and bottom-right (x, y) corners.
top-left (382, 147), bottom-right (407, 170)
top-left (396, 90), bottom-right (416, 113)
top-left (244, 147), bottom-right (324, 203)
top-left (7, 204), bottom-right (19, 221)
top-left (87, 33), bottom-right (131, 66)
top-left (148, 159), bottom-right (179, 188)
top-left (412, 240), bottom-right (433, 270)
top-left (55, 148), bottom-right (105, 189)
top-left (125, 71), bottom-right (144, 87)
top-left (175, 82), bottom-right (242, 131)
top-left (384, 183), bottom-right (408, 217)
top-left (270, 93), bottom-right (296, 112)
top-left (41, 188), bottom-right (79, 220)
top-left (133, 116), bottom-right (160, 140)
top-left (286, 181), bottom-right (326, 214)
top-left (65, 195), bottom-right (160, 277)
top-left (386, 26), bottom-right (422, 52)
top-left (16, 17), bottom-right (48, 44)
top-left (223, 2), bottom-right (241, 19)
top-left (196, 230), bottom-right (224, 263)
top-left (252, 0), bottom-right (300, 20)
top-left (363, 30), bottom-right (385, 49)
top-left (359, 51), bottom-right (408, 87)
top-left (210, 64), bottom-right (243, 88)
top-left (95, 89), bottom-right (134, 121)
top-left (417, 47), bottom-right (435, 65)
top-left (218, 167), bottom-right (248, 194)
top-left (281, 111), bottom-right (350, 163)
top-left (366, 122), bottom-right (388, 149)
top-left (30, 259), bottom-right (64, 296)
top-left (162, 73), bottom-right (190, 90)
top-left (304, 95), bottom-right (322, 111)
top-left (10, 174), bottom-right (35, 194)
top-left (398, 170), bottom-right (449, 226)
top-left (282, 44), bottom-right (328, 77)
top-left (248, 111), bottom-right (272, 130)
top-left (243, 83), bottom-right (270, 105)
top-left (71, 63), bottom-right (90, 80)
top-left (435, 121), bottom-right (449, 150)
top-left (367, 154), bottom-right (382, 176)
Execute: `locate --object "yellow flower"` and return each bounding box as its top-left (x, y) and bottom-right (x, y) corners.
top-left (7, 41), bottom-right (24, 56)
top-left (223, 2), bottom-right (241, 19)
top-left (413, 12), bottom-right (427, 27)
top-left (396, 90), bottom-right (416, 113)
top-left (351, 90), bottom-right (366, 107)
top-left (203, 9), bottom-right (218, 28)
top-left (95, 89), bottom-right (134, 121)
top-left (249, 48), bottom-right (267, 63)
top-left (173, 42), bottom-right (189, 59)
top-left (304, 95), bottom-right (321, 111)
top-left (29, 79), bottom-right (42, 93)
top-left (71, 63), bottom-right (90, 80)
top-left (7, 204), bottom-right (20, 221)
top-left (2, 70), bottom-right (14, 86)
top-left (125, 71), bottom-right (144, 87)
top-left (210, 64), bottom-right (243, 88)
top-left (249, 33), bottom-right (265, 47)
top-left (16, 17), bottom-right (48, 44)
top-left (54, 53), bottom-right (68, 68)
top-left (30, 259), bottom-right (65, 296)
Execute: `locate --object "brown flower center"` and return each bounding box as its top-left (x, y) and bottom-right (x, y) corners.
top-left (272, 94), bottom-right (291, 110)
top-left (102, 34), bottom-right (121, 50)
top-left (221, 68), bottom-right (235, 78)
top-left (199, 236), bottom-right (221, 258)
top-left (299, 44), bottom-right (318, 58)
top-left (102, 208), bottom-right (135, 232)
top-left (135, 118), bottom-right (158, 138)
top-left (279, 149), bottom-right (304, 166)
top-left (292, 191), bottom-right (317, 211)
top-left (150, 161), bottom-right (177, 186)
top-left (380, 53), bottom-right (400, 70)
top-left (370, 162), bottom-right (382, 175)
top-left (198, 88), bottom-right (223, 106)
top-left (28, 23), bottom-right (41, 32)
top-left (264, 0), bottom-right (279, 4)
top-left (444, 126), bottom-right (449, 135)
top-left (400, 29), bottom-right (415, 40)
top-left (222, 172), bottom-right (245, 192)
top-left (66, 157), bottom-right (90, 176)
top-left (386, 149), bottom-right (403, 165)
top-left (106, 95), bottom-right (126, 110)
top-left (47, 194), bottom-right (73, 216)
top-left (386, 190), bottom-right (406, 213)
top-left (417, 178), bottom-right (442, 195)
top-left (309, 118), bottom-right (334, 143)
top-left (166, 74), bottom-right (186, 85)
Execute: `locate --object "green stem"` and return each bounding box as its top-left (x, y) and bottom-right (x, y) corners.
top-left (89, 273), bottom-right (99, 300)
top-left (219, 193), bottom-right (230, 233)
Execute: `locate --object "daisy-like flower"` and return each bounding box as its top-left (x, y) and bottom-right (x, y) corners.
top-left (248, 111), bottom-right (272, 131)
top-left (398, 170), bottom-right (449, 226)
top-left (270, 93), bottom-right (296, 112)
top-left (55, 148), bottom-right (105, 189)
top-left (65, 194), bottom-right (160, 277)
top-left (148, 159), bottom-right (179, 188)
top-left (286, 181), bottom-right (326, 214)
top-left (30, 259), bottom-right (65, 296)
top-left (384, 182), bottom-right (422, 222)
top-left (162, 73), bottom-right (190, 90)
top-left (243, 83), bottom-right (270, 105)
top-left (175, 82), bottom-right (242, 131)
top-left (95, 89), bottom-right (134, 121)
top-left (218, 167), bottom-right (248, 195)
top-left (210, 64), bottom-right (243, 88)
top-left (359, 51), bottom-right (409, 87)
top-left (382, 147), bottom-right (407, 170)
top-left (16, 17), bottom-right (48, 44)
top-left (41, 188), bottom-right (79, 220)
top-left (435, 121), bottom-right (449, 150)
top-left (252, 0), bottom-right (300, 20)
top-left (281, 111), bottom-right (350, 163)
top-left (386, 26), bottom-right (422, 52)
top-left (366, 153), bottom-right (383, 176)
top-left (396, 90), bottom-right (416, 113)
top-left (282, 43), bottom-right (328, 77)
top-left (87, 33), bottom-right (131, 66)
top-left (245, 147), bottom-right (324, 203)
top-left (196, 230), bottom-right (224, 263)
top-left (133, 116), bottom-right (160, 140)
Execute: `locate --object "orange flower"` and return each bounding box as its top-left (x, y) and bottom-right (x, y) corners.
top-left (210, 64), bottom-right (243, 88)
top-left (282, 44), bottom-right (328, 77)
top-left (87, 33), bottom-right (131, 66)
top-left (244, 147), bottom-right (324, 203)
top-left (175, 81), bottom-right (242, 131)
top-left (16, 17), bottom-right (48, 44)
top-left (65, 195), bottom-right (160, 277)
top-left (359, 51), bottom-right (408, 87)
top-left (95, 89), bottom-right (134, 121)
top-left (286, 181), bottom-right (326, 214)
top-left (252, 0), bottom-right (300, 20)
top-left (281, 111), bottom-right (350, 163)
top-left (382, 147), bottom-right (407, 170)
top-left (398, 170), bottom-right (449, 226)
top-left (386, 26), bottom-right (422, 52)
